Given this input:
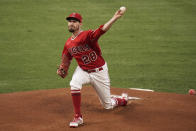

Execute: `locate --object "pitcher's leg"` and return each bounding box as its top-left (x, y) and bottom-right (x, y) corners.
top-left (89, 64), bottom-right (115, 109)
top-left (70, 66), bottom-right (90, 90)
top-left (90, 64), bottom-right (128, 109)
top-left (69, 66), bottom-right (90, 127)
top-left (91, 79), bottom-right (115, 109)
top-left (91, 78), bottom-right (128, 109)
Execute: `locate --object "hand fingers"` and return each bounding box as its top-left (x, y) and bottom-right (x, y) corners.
top-left (57, 69), bottom-right (63, 75)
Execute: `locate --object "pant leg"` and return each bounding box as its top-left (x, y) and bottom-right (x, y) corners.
top-left (70, 66), bottom-right (91, 90)
top-left (89, 63), bottom-right (116, 109)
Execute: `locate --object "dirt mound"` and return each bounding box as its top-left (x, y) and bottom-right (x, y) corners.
top-left (0, 87), bottom-right (196, 131)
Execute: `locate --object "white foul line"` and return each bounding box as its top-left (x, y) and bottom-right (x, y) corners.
top-left (129, 88), bottom-right (154, 92)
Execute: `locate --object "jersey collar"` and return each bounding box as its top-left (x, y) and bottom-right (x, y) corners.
top-left (71, 31), bottom-right (83, 40)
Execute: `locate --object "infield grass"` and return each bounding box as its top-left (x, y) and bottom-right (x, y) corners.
top-left (0, 0), bottom-right (196, 93)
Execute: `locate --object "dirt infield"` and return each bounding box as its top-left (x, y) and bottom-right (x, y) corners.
top-left (0, 87), bottom-right (196, 131)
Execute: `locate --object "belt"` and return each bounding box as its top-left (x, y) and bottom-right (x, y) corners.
top-left (84, 67), bottom-right (103, 73)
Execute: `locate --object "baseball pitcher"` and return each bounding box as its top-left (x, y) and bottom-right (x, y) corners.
top-left (57, 7), bottom-right (128, 128)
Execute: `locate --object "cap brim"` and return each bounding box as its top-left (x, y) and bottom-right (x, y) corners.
top-left (66, 17), bottom-right (81, 22)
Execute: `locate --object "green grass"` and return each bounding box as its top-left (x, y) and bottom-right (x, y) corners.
top-left (0, 0), bottom-right (196, 93)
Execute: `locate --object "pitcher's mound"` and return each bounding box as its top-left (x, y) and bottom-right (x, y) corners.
top-left (0, 87), bottom-right (196, 131)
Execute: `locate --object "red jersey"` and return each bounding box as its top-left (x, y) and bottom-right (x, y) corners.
top-left (62, 25), bottom-right (106, 70)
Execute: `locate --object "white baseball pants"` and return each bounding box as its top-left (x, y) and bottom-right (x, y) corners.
top-left (70, 63), bottom-right (116, 109)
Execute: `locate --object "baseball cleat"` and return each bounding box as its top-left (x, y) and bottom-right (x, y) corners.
top-left (121, 93), bottom-right (128, 101)
top-left (121, 93), bottom-right (128, 106)
top-left (111, 93), bottom-right (129, 106)
top-left (69, 115), bottom-right (83, 128)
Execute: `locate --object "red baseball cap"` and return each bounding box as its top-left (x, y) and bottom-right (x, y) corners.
top-left (66, 13), bottom-right (82, 23)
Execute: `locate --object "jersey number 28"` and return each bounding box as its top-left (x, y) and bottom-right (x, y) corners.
top-left (82, 51), bottom-right (97, 64)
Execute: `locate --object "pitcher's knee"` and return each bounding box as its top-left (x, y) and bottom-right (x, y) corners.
top-left (102, 103), bottom-right (115, 110)
top-left (100, 97), bottom-right (117, 109)
top-left (70, 81), bottom-right (82, 91)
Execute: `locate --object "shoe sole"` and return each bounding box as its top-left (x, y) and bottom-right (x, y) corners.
top-left (70, 123), bottom-right (84, 128)
top-left (69, 120), bottom-right (84, 128)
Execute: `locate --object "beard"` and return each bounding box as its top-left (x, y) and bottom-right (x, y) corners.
top-left (68, 28), bottom-right (75, 33)
top-left (68, 25), bottom-right (79, 33)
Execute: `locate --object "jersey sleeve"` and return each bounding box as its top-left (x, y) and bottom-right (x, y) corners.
top-left (88, 25), bottom-right (106, 42)
top-left (62, 45), bottom-right (73, 60)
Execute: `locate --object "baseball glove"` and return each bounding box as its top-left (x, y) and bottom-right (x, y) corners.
top-left (57, 54), bottom-right (71, 78)
top-left (57, 64), bottom-right (68, 78)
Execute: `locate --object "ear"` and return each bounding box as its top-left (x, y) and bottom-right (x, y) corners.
top-left (79, 22), bottom-right (82, 28)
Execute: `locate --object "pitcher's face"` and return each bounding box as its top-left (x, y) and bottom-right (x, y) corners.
top-left (68, 20), bottom-right (81, 33)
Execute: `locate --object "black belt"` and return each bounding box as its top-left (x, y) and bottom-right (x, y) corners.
top-left (84, 67), bottom-right (103, 73)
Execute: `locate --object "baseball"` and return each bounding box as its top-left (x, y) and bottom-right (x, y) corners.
top-left (120, 6), bottom-right (126, 14)
top-left (189, 89), bottom-right (196, 95)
